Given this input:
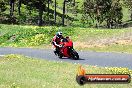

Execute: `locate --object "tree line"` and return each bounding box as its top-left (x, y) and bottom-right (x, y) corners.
top-left (0, 0), bottom-right (132, 28)
top-left (0, 0), bottom-right (76, 26)
top-left (81, 0), bottom-right (132, 28)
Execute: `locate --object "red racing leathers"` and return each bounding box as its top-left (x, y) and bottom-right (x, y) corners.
top-left (52, 35), bottom-right (64, 55)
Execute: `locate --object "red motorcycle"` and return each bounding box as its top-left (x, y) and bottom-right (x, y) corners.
top-left (55, 37), bottom-right (79, 60)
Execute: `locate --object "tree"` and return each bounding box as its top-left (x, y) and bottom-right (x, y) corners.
top-left (62, 0), bottom-right (73, 26)
top-left (38, 1), bottom-right (43, 26)
top-left (0, 0), bottom-right (7, 14)
top-left (123, 0), bottom-right (132, 20)
top-left (47, 0), bottom-right (50, 22)
top-left (54, 0), bottom-right (56, 24)
top-left (62, 0), bottom-right (66, 26)
top-left (22, 0), bottom-right (48, 26)
top-left (10, 0), bottom-right (15, 16)
top-left (106, 0), bottom-right (123, 28)
top-left (18, 0), bottom-right (21, 15)
top-left (82, 0), bottom-right (123, 28)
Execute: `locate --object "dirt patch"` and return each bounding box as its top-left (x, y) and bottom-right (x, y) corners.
top-left (114, 39), bottom-right (132, 45)
top-left (74, 38), bottom-right (132, 48)
top-left (76, 30), bottom-right (132, 48)
top-left (74, 41), bottom-right (106, 48)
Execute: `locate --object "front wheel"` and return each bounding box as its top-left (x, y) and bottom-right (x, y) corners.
top-left (58, 53), bottom-right (63, 59)
top-left (71, 50), bottom-right (79, 60)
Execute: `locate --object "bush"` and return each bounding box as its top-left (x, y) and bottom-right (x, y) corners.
top-left (106, 67), bottom-right (132, 74)
top-left (29, 34), bottom-right (49, 46)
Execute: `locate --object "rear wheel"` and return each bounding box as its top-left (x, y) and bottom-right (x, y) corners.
top-left (71, 50), bottom-right (79, 60)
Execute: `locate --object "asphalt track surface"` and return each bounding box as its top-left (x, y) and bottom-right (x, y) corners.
top-left (0, 47), bottom-right (132, 69)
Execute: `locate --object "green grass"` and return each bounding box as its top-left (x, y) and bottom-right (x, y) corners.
top-left (74, 28), bottom-right (131, 41)
top-left (74, 28), bottom-right (132, 53)
top-left (0, 54), bottom-right (131, 88)
top-left (0, 24), bottom-right (132, 53)
top-left (76, 44), bottom-right (132, 53)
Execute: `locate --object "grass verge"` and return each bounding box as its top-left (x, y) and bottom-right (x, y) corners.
top-left (0, 54), bottom-right (132, 88)
top-left (76, 44), bottom-right (132, 53)
top-left (0, 24), bottom-right (132, 53)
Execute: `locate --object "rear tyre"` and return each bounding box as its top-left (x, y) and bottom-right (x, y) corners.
top-left (71, 50), bottom-right (79, 60)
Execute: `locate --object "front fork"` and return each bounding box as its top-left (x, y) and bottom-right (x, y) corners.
top-left (68, 47), bottom-right (74, 56)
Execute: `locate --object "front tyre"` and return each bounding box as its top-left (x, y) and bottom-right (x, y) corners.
top-left (58, 52), bottom-right (63, 59)
top-left (58, 54), bottom-right (63, 59)
top-left (71, 50), bottom-right (79, 60)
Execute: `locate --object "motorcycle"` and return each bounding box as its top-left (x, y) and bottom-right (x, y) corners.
top-left (54, 37), bottom-right (79, 60)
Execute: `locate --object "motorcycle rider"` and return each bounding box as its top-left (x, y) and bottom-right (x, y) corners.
top-left (52, 32), bottom-right (64, 55)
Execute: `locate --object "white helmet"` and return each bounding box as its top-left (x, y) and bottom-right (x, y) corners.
top-left (56, 32), bottom-right (63, 38)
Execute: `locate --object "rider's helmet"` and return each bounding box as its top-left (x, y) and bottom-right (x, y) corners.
top-left (56, 32), bottom-right (63, 38)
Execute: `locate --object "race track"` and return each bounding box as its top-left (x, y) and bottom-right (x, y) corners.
top-left (0, 47), bottom-right (132, 69)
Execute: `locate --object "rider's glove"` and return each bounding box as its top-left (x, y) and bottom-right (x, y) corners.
top-left (59, 45), bottom-right (63, 48)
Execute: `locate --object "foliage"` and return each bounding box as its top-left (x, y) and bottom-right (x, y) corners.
top-left (0, 0), bottom-right (80, 26)
top-left (123, 0), bottom-right (132, 20)
top-left (0, 24), bottom-right (77, 47)
top-left (0, 0), bottom-right (7, 13)
top-left (123, 0), bottom-right (132, 10)
top-left (30, 34), bottom-right (49, 45)
top-left (0, 0), bottom-right (132, 27)
top-left (107, 67), bottom-right (132, 74)
top-left (82, 0), bottom-right (123, 28)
